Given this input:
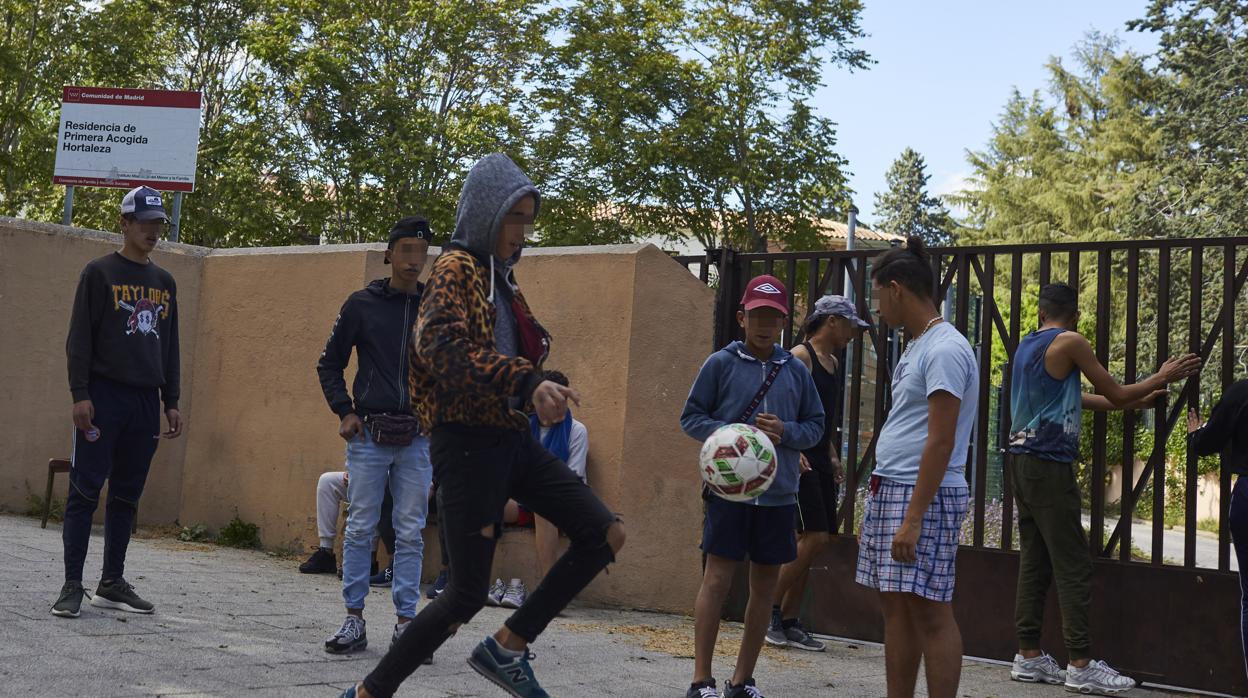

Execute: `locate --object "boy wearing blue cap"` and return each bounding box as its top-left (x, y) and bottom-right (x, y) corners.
top-left (54, 186), bottom-right (182, 618)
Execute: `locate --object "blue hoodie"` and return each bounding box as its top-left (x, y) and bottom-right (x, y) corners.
top-left (681, 341), bottom-right (825, 506)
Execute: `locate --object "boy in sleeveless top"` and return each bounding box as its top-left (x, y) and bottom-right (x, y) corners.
top-left (1007, 282), bottom-right (1199, 694)
top-left (766, 295), bottom-right (866, 651)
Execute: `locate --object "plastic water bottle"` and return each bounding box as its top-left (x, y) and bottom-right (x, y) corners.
top-left (85, 428), bottom-right (100, 442)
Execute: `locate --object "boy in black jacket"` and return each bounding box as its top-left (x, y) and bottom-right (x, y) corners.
top-left (54, 186), bottom-right (183, 618)
top-left (316, 217), bottom-right (435, 654)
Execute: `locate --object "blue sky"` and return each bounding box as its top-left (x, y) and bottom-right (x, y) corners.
top-left (815, 1), bottom-right (1160, 224)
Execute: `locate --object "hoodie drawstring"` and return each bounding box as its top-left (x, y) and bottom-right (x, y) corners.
top-left (489, 255), bottom-right (496, 302)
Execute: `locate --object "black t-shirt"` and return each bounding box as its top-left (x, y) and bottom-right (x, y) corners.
top-left (1191, 379), bottom-right (1248, 476)
top-left (66, 252), bottom-right (180, 408)
top-left (800, 341), bottom-right (841, 473)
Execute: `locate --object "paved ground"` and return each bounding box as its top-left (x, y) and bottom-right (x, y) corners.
top-left (1084, 514), bottom-right (1234, 571)
top-left (0, 514), bottom-right (1192, 697)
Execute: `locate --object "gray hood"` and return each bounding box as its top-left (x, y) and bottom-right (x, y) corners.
top-left (450, 153), bottom-right (541, 265)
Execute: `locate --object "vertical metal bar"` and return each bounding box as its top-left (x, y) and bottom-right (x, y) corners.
top-left (955, 253), bottom-right (970, 334)
top-left (1090, 249), bottom-right (1109, 557)
top-left (973, 254), bottom-right (993, 547)
top-left (1121, 248), bottom-right (1139, 563)
top-left (1039, 251), bottom-right (1051, 287)
top-left (1185, 245), bottom-right (1202, 568)
top-left (699, 250), bottom-right (711, 284)
top-left (62, 185), bottom-right (74, 226)
top-left (806, 257), bottom-right (820, 333)
top-left (1002, 252), bottom-right (1023, 550)
top-left (1220, 244), bottom-right (1236, 572)
top-left (764, 258), bottom-right (775, 277)
top-left (1068, 249), bottom-right (1080, 290)
top-left (785, 259), bottom-right (797, 346)
top-left (1153, 247), bottom-right (1170, 565)
top-left (170, 191), bottom-right (184, 243)
top-left (844, 259), bottom-right (867, 532)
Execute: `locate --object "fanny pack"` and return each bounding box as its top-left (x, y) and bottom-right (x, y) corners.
top-left (364, 413), bottom-right (421, 447)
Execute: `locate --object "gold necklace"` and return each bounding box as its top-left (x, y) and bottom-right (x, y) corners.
top-left (902, 316), bottom-right (943, 357)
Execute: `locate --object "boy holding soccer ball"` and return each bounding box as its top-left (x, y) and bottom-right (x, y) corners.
top-left (679, 275), bottom-right (825, 698)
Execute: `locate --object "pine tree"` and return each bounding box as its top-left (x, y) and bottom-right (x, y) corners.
top-left (873, 147), bottom-right (953, 247)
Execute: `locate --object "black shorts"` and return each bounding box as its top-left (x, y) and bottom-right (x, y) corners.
top-left (701, 496), bottom-right (798, 565)
top-left (797, 469), bottom-right (839, 534)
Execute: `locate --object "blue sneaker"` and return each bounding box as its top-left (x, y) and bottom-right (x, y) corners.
top-left (336, 686), bottom-right (359, 698)
top-left (467, 636), bottom-right (550, 697)
top-left (369, 566), bottom-right (392, 587)
top-left (427, 569), bottom-right (448, 599)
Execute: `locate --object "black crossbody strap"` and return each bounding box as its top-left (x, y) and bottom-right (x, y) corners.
top-left (735, 360), bottom-right (785, 424)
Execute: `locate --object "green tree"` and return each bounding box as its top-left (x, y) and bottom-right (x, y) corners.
top-left (533, 0), bottom-right (869, 252)
top-left (873, 147), bottom-right (952, 246)
top-left (1129, 0), bottom-right (1248, 239)
top-left (249, 0), bottom-right (541, 244)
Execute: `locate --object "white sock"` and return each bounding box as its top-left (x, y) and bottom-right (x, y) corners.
top-left (319, 538), bottom-right (334, 550)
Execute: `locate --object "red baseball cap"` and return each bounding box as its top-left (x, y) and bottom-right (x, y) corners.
top-left (741, 274), bottom-right (789, 315)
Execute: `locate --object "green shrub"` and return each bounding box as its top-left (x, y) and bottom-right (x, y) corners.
top-left (178, 523), bottom-right (212, 542)
top-left (217, 515), bottom-right (261, 549)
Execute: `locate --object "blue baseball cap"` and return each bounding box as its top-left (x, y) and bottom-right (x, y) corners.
top-left (808, 294), bottom-right (869, 328)
top-left (120, 186), bottom-right (168, 222)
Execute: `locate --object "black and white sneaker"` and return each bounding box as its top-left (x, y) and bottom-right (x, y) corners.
top-left (51, 580), bottom-right (87, 618)
top-left (686, 679), bottom-right (720, 698)
top-left (91, 578), bottom-right (154, 614)
top-left (724, 677), bottom-right (765, 697)
top-left (325, 615), bottom-right (367, 654)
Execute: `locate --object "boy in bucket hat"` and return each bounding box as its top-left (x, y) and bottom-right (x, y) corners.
top-left (766, 294), bottom-right (867, 652)
top-left (679, 275), bottom-right (826, 698)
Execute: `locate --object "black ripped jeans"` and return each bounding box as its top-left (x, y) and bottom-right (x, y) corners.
top-left (363, 423), bottom-right (617, 697)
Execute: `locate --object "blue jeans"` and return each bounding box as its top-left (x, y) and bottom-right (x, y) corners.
top-left (343, 435), bottom-right (432, 618)
top-left (1231, 476), bottom-right (1248, 681)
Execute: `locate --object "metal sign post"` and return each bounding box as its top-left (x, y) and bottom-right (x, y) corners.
top-left (170, 191), bottom-right (183, 243)
top-left (62, 185), bottom-right (74, 226)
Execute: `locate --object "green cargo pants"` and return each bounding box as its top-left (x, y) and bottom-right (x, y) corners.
top-left (1010, 453), bottom-right (1093, 659)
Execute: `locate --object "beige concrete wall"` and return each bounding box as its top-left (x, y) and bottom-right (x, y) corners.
top-left (0, 220), bottom-right (714, 614)
top-left (0, 217), bottom-right (205, 524)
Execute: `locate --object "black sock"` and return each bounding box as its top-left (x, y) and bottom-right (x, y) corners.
top-left (781, 617), bottom-right (799, 630)
top-left (691, 679), bottom-right (716, 689)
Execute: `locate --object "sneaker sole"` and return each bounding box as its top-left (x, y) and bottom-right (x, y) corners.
top-left (1012, 671), bottom-right (1064, 685)
top-left (90, 597), bottom-right (154, 614)
top-left (50, 607), bottom-right (80, 618)
top-left (369, 582), bottom-right (393, 588)
top-left (500, 600), bottom-right (523, 609)
top-left (467, 654), bottom-right (537, 698)
top-left (764, 634), bottom-right (789, 648)
top-left (787, 641), bottom-right (826, 652)
top-left (1065, 684), bottom-right (1134, 696)
top-left (324, 639), bottom-right (368, 654)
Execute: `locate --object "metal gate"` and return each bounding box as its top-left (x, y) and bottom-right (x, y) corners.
top-left (675, 237), bottom-right (1248, 695)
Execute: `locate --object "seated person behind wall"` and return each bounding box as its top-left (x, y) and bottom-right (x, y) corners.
top-left (300, 472), bottom-right (397, 588)
top-left (487, 370), bottom-right (590, 611)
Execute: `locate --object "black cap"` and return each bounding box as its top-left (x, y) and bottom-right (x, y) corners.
top-left (387, 216), bottom-right (432, 247)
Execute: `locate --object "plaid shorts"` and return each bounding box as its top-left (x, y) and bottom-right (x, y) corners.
top-left (854, 476), bottom-right (969, 602)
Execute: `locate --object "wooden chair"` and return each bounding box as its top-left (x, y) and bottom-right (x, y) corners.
top-left (42, 458), bottom-right (137, 532)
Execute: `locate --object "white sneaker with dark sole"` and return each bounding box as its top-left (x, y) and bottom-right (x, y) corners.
top-left (1010, 653), bottom-right (1066, 684)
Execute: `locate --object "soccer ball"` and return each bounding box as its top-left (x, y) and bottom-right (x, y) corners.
top-left (699, 423), bottom-right (778, 502)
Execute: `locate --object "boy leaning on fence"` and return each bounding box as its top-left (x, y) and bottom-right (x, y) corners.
top-left (1007, 281), bottom-right (1200, 694)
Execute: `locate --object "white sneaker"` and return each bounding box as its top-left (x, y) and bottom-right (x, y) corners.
top-left (500, 578), bottom-right (526, 609)
top-left (1065, 659), bottom-right (1137, 695)
top-left (486, 578), bottom-right (505, 606)
top-left (1011, 653), bottom-right (1066, 684)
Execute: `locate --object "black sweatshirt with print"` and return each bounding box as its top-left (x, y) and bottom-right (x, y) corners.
top-left (66, 252), bottom-right (181, 409)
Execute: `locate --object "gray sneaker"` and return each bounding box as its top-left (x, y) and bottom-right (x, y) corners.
top-left (500, 578), bottom-right (526, 609)
top-left (324, 615), bottom-right (367, 654)
top-left (51, 580), bottom-right (86, 618)
top-left (1065, 659), bottom-right (1137, 695)
top-left (487, 578), bottom-right (506, 606)
top-left (1011, 653), bottom-right (1066, 684)
top-left (764, 614), bottom-right (788, 648)
top-left (782, 621), bottom-right (825, 652)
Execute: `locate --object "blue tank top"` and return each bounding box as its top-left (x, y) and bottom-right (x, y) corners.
top-left (1008, 328), bottom-right (1082, 463)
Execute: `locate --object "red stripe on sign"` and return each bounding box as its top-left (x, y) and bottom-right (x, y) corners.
top-left (62, 86), bottom-right (201, 109)
top-left (53, 175), bottom-right (195, 193)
